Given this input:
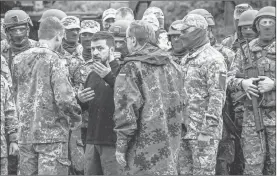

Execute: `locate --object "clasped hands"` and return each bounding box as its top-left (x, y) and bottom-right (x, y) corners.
top-left (241, 76), bottom-right (275, 100)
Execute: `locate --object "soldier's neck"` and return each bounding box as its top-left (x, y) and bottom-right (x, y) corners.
top-left (10, 40), bottom-right (30, 55)
top-left (258, 37), bottom-right (275, 47)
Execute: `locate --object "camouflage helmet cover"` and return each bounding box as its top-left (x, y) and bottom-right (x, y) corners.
top-left (3, 10), bottom-right (33, 29)
top-left (142, 14), bottom-right (159, 32)
top-left (80, 20), bottom-right (100, 34)
top-left (167, 20), bottom-right (183, 36)
top-left (181, 14), bottom-right (208, 30)
top-left (188, 9), bottom-right (215, 26)
top-left (61, 16), bottom-right (80, 29)
top-left (143, 7), bottom-right (164, 19)
top-left (234, 4), bottom-right (253, 20)
top-left (109, 20), bottom-right (131, 37)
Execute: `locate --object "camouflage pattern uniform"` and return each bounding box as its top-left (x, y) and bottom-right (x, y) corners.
top-left (12, 42), bottom-right (82, 175)
top-left (213, 42), bottom-right (242, 175)
top-left (1, 55), bottom-right (12, 86)
top-left (180, 42), bottom-right (227, 175)
top-left (228, 38), bottom-right (276, 175)
top-left (2, 10), bottom-right (37, 175)
top-left (60, 16), bottom-right (86, 175)
top-left (1, 38), bottom-right (37, 71)
top-left (113, 42), bottom-right (186, 175)
top-left (1, 75), bottom-right (18, 175)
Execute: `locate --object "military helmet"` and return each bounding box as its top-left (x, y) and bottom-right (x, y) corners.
top-left (188, 9), bottom-right (215, 26)
top-left (168, 20), bottom-right (183, 36)
top-left (252, 6), bottom-right (276, 33)
top-left (238, 10), bottom-right (259, 27)
top-left (142, 14), bottom-right (159, 32)
top-left (39, 9), bottom-right (67, 22)
top-left (109, 20), bottom-right (131, 37)
top-left (3, 10), bottom-right (33, 29)
top-left (234, 4), bottom-right (253, 20)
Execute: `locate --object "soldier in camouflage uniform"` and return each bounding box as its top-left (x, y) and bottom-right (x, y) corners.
top-left (113, 20), bottom-right (186, 175)
top-left (143, 7), bottom-right (171, 51)
top-left (228, 6), bottom-right (276, 175)
top-left (109, 20), bottom-right (132, 63)
top-left (1, 74), bottom-right (19, 175)
top-left (60, 15), bottom-right (87, 175)
top-left (221, 4), bottom-right (252, 52)
top-left (167, 20), bottom-right (188, 64)
top-left (1, 10), bottom-right (37, 73)
top-left (102, 8), bottom-right (117, 31)
top-left (12, 17), bottom-right (82, 175)
top-left (179, 14), bottom-right (227, 175)
top-left (1, 9), bottom-right (37, 175)
top-left (74, 20), bottom-right (100, 152)
top-left (187, 8), bottom-right (239, 175)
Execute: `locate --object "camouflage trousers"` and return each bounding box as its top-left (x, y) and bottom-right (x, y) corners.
top-left (18, 142), bottom-right (70, 175)
top-left (241, 126), bottom-right (276, 175)
top-left (178, 139), bottom-right (219, 175)
top-left (68, 129), bottom-right (85, 175)
top-left (1, 157), bottom-right (8, 175)
top-left (84, 144), bottom-right (122, 175)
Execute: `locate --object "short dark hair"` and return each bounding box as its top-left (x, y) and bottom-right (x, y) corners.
top-left (91, 31), bottom-right (115, 48)
top-left (38, 17), bottom-right (64, 40)
top-left (116, 7), bottom-right (134, 19)
top-left (128, 20), bottom-right (156, 46)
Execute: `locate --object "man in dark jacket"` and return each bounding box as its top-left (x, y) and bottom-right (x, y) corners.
top-left (77, 31), bottom-right (121, 175)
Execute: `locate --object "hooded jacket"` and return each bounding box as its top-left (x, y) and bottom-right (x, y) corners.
top-left (113, 43), bottom-right (187, 175)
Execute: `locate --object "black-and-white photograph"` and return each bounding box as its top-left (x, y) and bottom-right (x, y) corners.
top-left (0, 0), bottom-right (276, 175)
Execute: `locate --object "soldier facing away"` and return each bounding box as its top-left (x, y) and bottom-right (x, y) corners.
top-left (113, 20), bottom-right (187, 175)
top-left (228, 6), bottom-right (276, 175)
top-left (12, 17), bottom-right (82, 175)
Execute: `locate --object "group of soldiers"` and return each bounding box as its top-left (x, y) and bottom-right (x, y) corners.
top-left (0, 2), bottom-right (275, 176)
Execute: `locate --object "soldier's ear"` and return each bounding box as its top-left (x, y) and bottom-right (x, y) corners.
top-left (132, 36), bottom-right (137, 47)
top-left (109, 46), bottom-right (115, 55)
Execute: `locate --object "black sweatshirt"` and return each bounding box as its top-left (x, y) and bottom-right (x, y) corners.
top-left (78, 60), bottom-right (120, 145)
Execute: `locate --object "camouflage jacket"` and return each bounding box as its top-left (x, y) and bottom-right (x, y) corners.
top-left (1, 39), bottom-right (37, 71)
top-left (228, 39), bottom-right (276, 127)
top-left (1, 55), bottom-right (12, 86)
top-left (12, 42), bottom-right (82, 144)
top-left (59, 44), bottom-right (85, 91)
top-left (114, 43), bottom-right (187, 175)
top-left (181, 43), bottom-right (227, 140)
top-left (221, 33), bottom-right (240, 52)
top-left (1, 75), bottom-right (18, 157)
